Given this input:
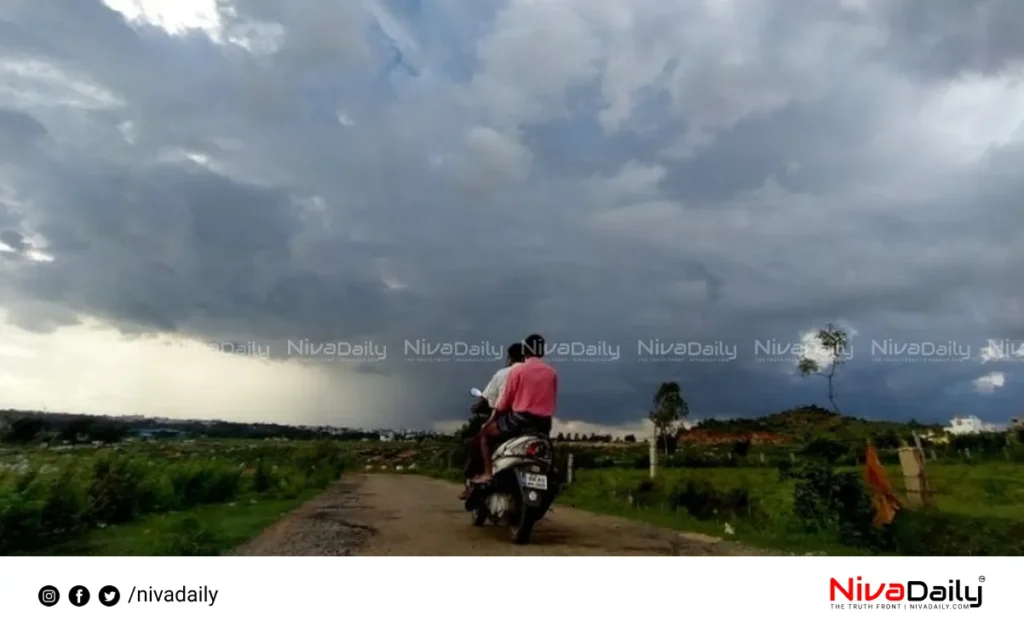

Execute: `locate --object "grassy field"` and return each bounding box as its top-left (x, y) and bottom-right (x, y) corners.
top-left (3, 437), bottom-right (1023, 555)
top-left (38, 496), bottom-right (316, 555)
top-left (553, 462), bottom-right (1024, 553)
top-left (368, 438), bottom-right (1024, 555)
top-left (0, 439), bottom-right (346, 555)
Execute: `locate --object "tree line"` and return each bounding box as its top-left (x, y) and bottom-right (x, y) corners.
top-left (0, 411), bottom-right (381, 445)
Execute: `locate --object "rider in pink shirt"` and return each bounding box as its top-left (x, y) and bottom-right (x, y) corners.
top-left (473, 334), bottom-right (557, 484)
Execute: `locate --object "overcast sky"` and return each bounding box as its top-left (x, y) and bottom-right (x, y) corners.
top-left (1, 0), bottom-right (1023, 432)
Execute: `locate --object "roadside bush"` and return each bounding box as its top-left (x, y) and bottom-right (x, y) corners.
top-left (0, 441), bottom-right (349, 555)
top-left (732, 439), bottom-right (752, 458)
top-left (667, 450), bottom-right (733, 468)
top-left (274, 466), bottom-right (308, 499)
top-left (627, 479), bottom-right (663, 508)
top-left (950, 432), bottom-right (1006, 455)
top-left (886, 509), bottom-right (1024, 556)
top-left (38, 468), bottom-right (90, 539)
top-left (669, 478), bottom-right (756, 521)
top-left (169, 462), bottom-right (243, 507)
top-left (780, 460), bottom-right (878, 547)
top-left (136, 469), bottom-right (177, 513)
top-left (88, 455), bottom-right (147, 524)
top-left (0, 484), bottom-right (43, 552)
top-left (798, 438), bottom-right (850, 464)
top-left (155, 514), bottom-right (221, 556)
top-left (251, 458), bottom-right (274, 493)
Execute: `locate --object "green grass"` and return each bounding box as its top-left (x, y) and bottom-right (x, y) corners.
top-left (557, 467), bottom-right (856, 553)
top-left (6, 437), bottom-right (1024, 555)
top-left (36, 493), bottom-right (316, 555)
top-left (554, 462), bottom-right (1024, 554)
top-left (0, 439), bottom-right (348, 555)
top-left (879, 462), bottom-right (1024, 520)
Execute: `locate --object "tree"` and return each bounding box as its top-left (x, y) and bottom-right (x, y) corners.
top-left (1, 417), bottom-right (44, 444)
top-left (799, 437), bottom-right (849, 463)
top-left (624, 434), bottom-right (636, 443)
top-left (798, 323), bottom-right (849, 414)
top-left (649, 382), bottom-right (688, 457)
top-left (872, 429), bottom-right (901, 450)
top-left (732, 438), bottom-right (752, 458)
top-left (556, 432), bottom-right (565, 441)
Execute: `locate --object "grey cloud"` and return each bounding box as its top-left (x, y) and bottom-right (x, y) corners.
top-left (878, 0), bottom-right (1024, 79)
top-left (1, 0), bottom-right (1023, 426)
top-left (0, 108), bottom-right (47, 149)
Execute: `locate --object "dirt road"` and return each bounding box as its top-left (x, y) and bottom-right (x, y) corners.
top-left (234, 475), bottom-right (766, 556)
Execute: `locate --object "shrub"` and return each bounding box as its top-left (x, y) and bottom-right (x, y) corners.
top-left (38, 468), bottom-right (89, 540)
top-left (251, 458), bottom-right (274, 493)
top-left (169, 462), bottom-right (243, 506)
top-left (798, 438), bottom-right (850, 464)
top-left (156, 515), bottom-right (221, 556)
top-left (732, 439), bottom-right (752, 458)
top-left (887, 510), bottom-right (1024, 556)
top-left (670, 478), bottom-right (756, 521)
top-left (782, 460), bottom-right (878, 547)
top-left (627, 479), bottom-right (663, 508)
top-left (88, 455), bottom-right (146, 524)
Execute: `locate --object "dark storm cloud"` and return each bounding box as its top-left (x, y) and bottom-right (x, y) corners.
top-left (878, 0), bottom-right (1024, 79)
top-left (1, 0), bottom-right (1023, 427)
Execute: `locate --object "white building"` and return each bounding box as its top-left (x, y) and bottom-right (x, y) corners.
top-left (946, 415), bottom-right (996, 435)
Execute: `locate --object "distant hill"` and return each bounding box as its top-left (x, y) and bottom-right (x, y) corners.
top-left (689, 405), bottom-right (945, 442)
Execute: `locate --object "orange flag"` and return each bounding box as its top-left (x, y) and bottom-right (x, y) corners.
top-left (864, 443), bottom-right (900, 527)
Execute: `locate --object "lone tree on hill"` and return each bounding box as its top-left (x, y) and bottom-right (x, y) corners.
top-left (649, 381), bottom-right (688, 457)
top-left (798, 322), bottom-right (849, 415)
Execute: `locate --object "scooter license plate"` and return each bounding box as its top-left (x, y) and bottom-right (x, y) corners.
top-left (523, 473), bottom-right (548, 490)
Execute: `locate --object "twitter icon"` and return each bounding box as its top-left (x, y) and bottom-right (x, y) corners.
top-left (99, 586), bottom-right (120, 607)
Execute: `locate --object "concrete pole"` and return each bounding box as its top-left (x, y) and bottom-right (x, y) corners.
top-left (649, 433), bottom-right (658, 479)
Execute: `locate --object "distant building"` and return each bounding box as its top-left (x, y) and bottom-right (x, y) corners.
top-left (946, 415), bottom-right (996, 435)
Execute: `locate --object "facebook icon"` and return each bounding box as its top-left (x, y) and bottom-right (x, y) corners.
top-left (69, 585), bottom-right (90, 607)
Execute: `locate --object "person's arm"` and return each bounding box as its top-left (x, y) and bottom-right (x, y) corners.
top-left (551, 370), bottom-right (558, 413)
top-left (480, 370), bottom-right (502, 407)
top-left (494, 366), bottom-right (520, 413)
top-left (473, 372), bottom-right (499, 414)
top-left (471, 398), bottom-right (489, 415)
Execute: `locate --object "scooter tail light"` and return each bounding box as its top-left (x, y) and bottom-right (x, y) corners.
top-left (526, 441), bottom-right (547, 457)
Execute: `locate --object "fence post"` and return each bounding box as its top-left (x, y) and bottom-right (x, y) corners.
top-left (759, 452), bottom-right (765, 465)
top-left (649, 435), bottom-right (658, 480)
top-left (929, 448), bottom-right (938, 461)
top-left (898, 446), bottom-right (932, 508)
top-left (567, 453), bottom-right (574, 485)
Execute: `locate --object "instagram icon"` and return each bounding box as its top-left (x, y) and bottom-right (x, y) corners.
top-left (38, 585), bottom-right (60, 607)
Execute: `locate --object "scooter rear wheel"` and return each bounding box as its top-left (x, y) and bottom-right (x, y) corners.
top-left (471, 503), bottom-right (488, 526)
top-left (510, 506), bottom-right (536, 544)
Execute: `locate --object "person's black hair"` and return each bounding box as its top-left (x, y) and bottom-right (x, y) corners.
top-left (507, 342), bottom-right (525, 363)
top-left (523, 334), bottom-right (545, 358)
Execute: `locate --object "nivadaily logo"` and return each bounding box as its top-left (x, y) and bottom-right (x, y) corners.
top-left (830, 576), bottom-right (984, 610)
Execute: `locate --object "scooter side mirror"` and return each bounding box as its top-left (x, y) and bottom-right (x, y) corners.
top-left (470, 387), bottom-right (483, 398)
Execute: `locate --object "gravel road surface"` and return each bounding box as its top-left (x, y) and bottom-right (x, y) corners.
top-left (234, 475), bottom-right (767, 556)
